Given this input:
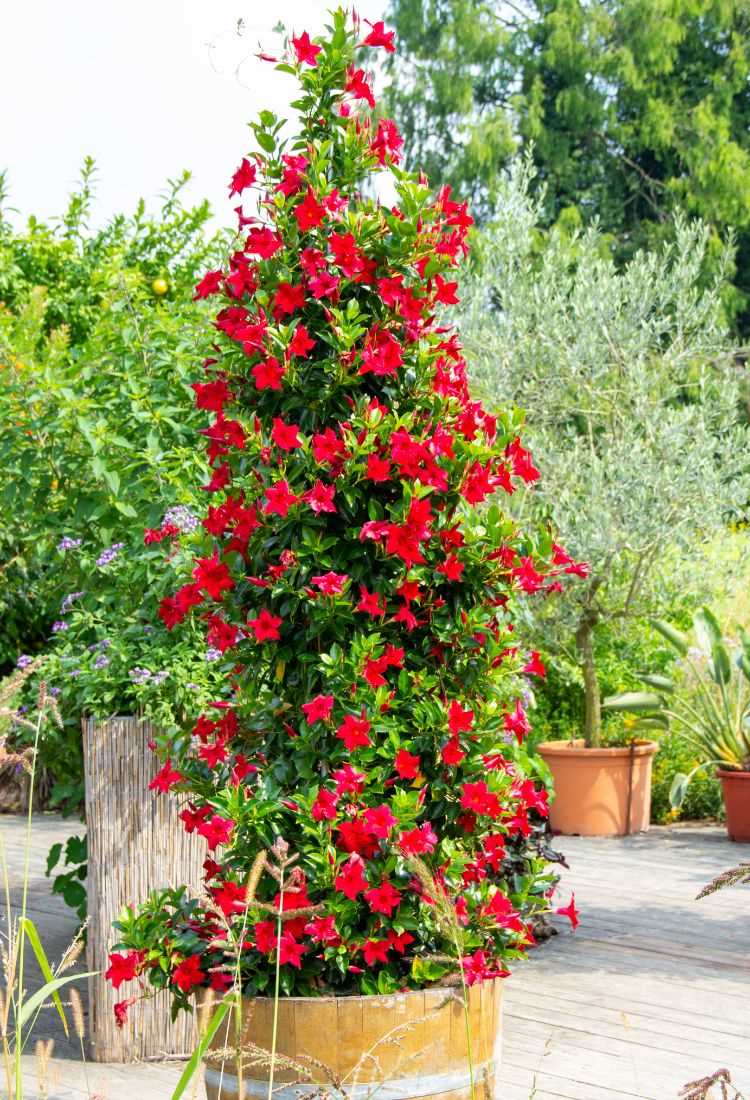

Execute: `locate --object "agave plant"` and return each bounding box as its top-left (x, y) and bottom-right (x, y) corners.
top-left (603, 609), bottom-right (750, 808)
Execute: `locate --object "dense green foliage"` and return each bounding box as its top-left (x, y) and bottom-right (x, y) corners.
top-left (385, 0), bottom-right (750, 323)
top-left (459, 164), bottom-right (750, 747)
top-left (0, 165), bottom-right (226, 671)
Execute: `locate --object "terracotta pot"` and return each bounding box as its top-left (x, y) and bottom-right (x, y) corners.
top-left (538, 739), bottom-right (658, 837)
top-left (718, 769), bottom-right (750, 843)
top-left (201, 982), bottom-right (503, 1100)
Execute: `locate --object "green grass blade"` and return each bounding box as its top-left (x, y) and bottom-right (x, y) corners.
top-left (20, 918), bottom-right (70, 1037)
top-left (171, 997), bottom-right (233, 1100)
top-left (17, 972), bottom-right (95, 1032)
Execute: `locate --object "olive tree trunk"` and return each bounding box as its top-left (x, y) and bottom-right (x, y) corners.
top-left (83, 716), bottom-right (205, 1062)
top-left (575, 617), bottom-right (601, 747)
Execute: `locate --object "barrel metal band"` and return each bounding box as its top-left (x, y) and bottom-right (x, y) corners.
top-left (204, 1063), bottom-right (492, 1100)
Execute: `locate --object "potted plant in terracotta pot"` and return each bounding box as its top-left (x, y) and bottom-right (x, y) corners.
top-left (605, 608), bottom-right (750, 842)
top-left (458, 173), bottom-right (750, 837)
top-left (102, 10), bottom-right (581, 1096)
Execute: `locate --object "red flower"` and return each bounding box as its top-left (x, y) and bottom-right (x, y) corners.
top-left (364, 880), bottom-right (401, 916)
top-left (345, 66), bottom-right (375, 108)
top-left (482, 891), bottom-right (524, 933)
top-left (270, 418), bottom-right (301, 452)
top-left (252, 357), bottom-right (286, 391)
top-left (433, 273), bottom-right (460, 304)
top-left (294, 188), bottom-right (326, 232)
top-left (356, 585), bottom-right (386, 618)
top-left (512, 557), bottom-right (545, 593)
top-left (437, 554), bottom-right (464, 582)
top-left (388, 930), bottom-right (415, 954)
top-left (278, 931), bottom-right (308, 968)
top-left (362, 939), bottom-right (391, 965)
top-left (362, 803), bottom-right (397, 838)
top-left (245, 226), bottom-right (283, 258)
top-left (333, 763), bottom-right (366, 796)
top-left (197, 814), bottom-right (234, 851)
top-left (309, 270), bottom-right (340, 299)
top-left (193, 553), bottom-right (234, 600)
top-left (302, 694), bottom-right (334, 724)
top-left (503, 699), bottom-right (530, 744)
top-left (440, 738), bottom-right (466, 766)
top-left (105, 950), bottom-right (144, 990)
top-left (556, 893), bottom-right (580, 930)
top-left (264, 479), bottom-right (299, 517)
top-left (399, 822), bottom-right (437, 855)
top-left (148, 759), bottom-right (183, 793)
top-left (311, 571), bottom-right (349, 595)
top-left (371, 118), bottom-right (404, 165)
top-left (460, 781), bottom-right (502, 818)
top-left (248, 608), bottom-right (283, 642)
top-left (336, 713), bottom-right (372, 751)
top-left (194, 270), bottom-right (224, 299)
top-left (305, 915), bottom-right (341, 946)
top-left (114, 997), bottom-right (137, 1029)
top-left (365, 453), bottom-right (391, 482)
top-left (213, 880), bottom-right (247, 916)
top-left (523, 651), bottom-right (546, 678)
top-left (229, 157), bottom-right (256, 197)
top-left (254, 920), bottom-right (277, 954)
top-left (303, 480), bottom-right (337, 515)
top-left (312, 427), bottom-right (347, 466)
top-left (448, 700), bottom-right (474, 736)
top-left (274, 281), bottom-right (306, 317)
top-left (338, 818), bottom-right (379, 858)
top-left (192, 378), bottom-right (232, 412)
top-left (394, 749), bottom-right (420, 778)
top-left (172, 954), bottom-right (206, 992)
top-left (461, 949), bottom-right (507, 986)
top-left (334, 853), bottom-right (368, 899)
top-left (362, 20), bottom-right (396, 51)
top-left (312, 787), bottom-right (339, 821)
top-left (289, 324), bottom-right (316, 357)
top-left (291, 31), bottom-right (322, 66)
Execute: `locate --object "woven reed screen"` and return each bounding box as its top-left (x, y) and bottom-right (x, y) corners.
top-left (83, 716), bottom-right (205, 1062)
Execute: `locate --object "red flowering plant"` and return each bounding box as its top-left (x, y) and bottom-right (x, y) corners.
top-left (108, 9), bottom-right (580, 1019)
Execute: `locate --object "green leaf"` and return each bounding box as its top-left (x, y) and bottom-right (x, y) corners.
top-left (171, 996), bottom-right (233, 1100)
top-left (651, 619), bottom-right (688, 656)
top-left (602, 691), bottom-right (662, 713)
top-left (45, 843), bottom-right (63, 876)
top-left (637, 673), bottom-right (675, 693)
top-left (18, 968), bottom-right (96, 1032)
top-left (694, 607), bottom-right (723, 656)
top-left (708, 643), bottom-right (732, 686)
top-left (669, 772), bottom-right (691, 809)
top-left (20, 919), bottom-right (70, 1037)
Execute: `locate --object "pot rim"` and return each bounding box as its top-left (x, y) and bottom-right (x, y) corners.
top-left (199, 983), bottom-right (492, 1007)
top-left (717, 767), bottom-right (750, 779)
top-left (537, 738), bottom-right (658, 759)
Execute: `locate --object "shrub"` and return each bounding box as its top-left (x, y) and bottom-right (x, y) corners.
top-left (0, 169), bottom-right (227, 671)
top-left (107, 10), bottom-right (579, 1019)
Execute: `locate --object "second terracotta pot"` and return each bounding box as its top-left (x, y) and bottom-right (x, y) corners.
top-left (718, 769), bottom-right (750, 843)
top-left (538, 739), bottom-right (658, 837)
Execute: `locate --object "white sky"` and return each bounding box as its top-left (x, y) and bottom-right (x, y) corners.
top-left (1, 1), bottom-right (388, 232)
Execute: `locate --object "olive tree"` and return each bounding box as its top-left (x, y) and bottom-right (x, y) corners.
top-left (460, 163), bottom-right (750, 745)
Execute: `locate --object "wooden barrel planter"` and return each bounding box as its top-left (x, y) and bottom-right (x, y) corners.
top-left (83, 716), bottom-right (206, 1062)
top-left (202, 982), bottom-right (503, 1100)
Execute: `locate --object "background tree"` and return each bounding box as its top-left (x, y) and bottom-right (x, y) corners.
top-left (385, 0), bottom-right (750, 326)
top-left (460, 163), bottom-right (750, 746)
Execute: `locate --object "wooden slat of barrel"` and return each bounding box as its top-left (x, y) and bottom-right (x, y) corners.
top-left (203, 983), bottom-right (503, 1100)
top-left (83, 716), bottom-right (206, 1062)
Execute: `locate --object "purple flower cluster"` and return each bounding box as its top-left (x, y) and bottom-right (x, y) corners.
top-left (61, 592), bottom-right (83, 614)
top-left (16, 654), bottom-right (33, 670)
top-left (93, 654), bottom-right (110, 670)
top-left (57, 536), bottom-right (83, 551)
top-left (163, 505), bottom-right (199, 533)
top-left (205, 647), bottom-right (222, 662)
top-left (95, 542), bottom-right (124, 568)
top-left (129, 667), bottom-right (152, 684)
top-left (52, 620), bottom-right (68, 633)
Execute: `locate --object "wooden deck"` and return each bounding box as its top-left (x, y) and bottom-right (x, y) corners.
top-left (1, 814), bottom-right (748, 1099)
